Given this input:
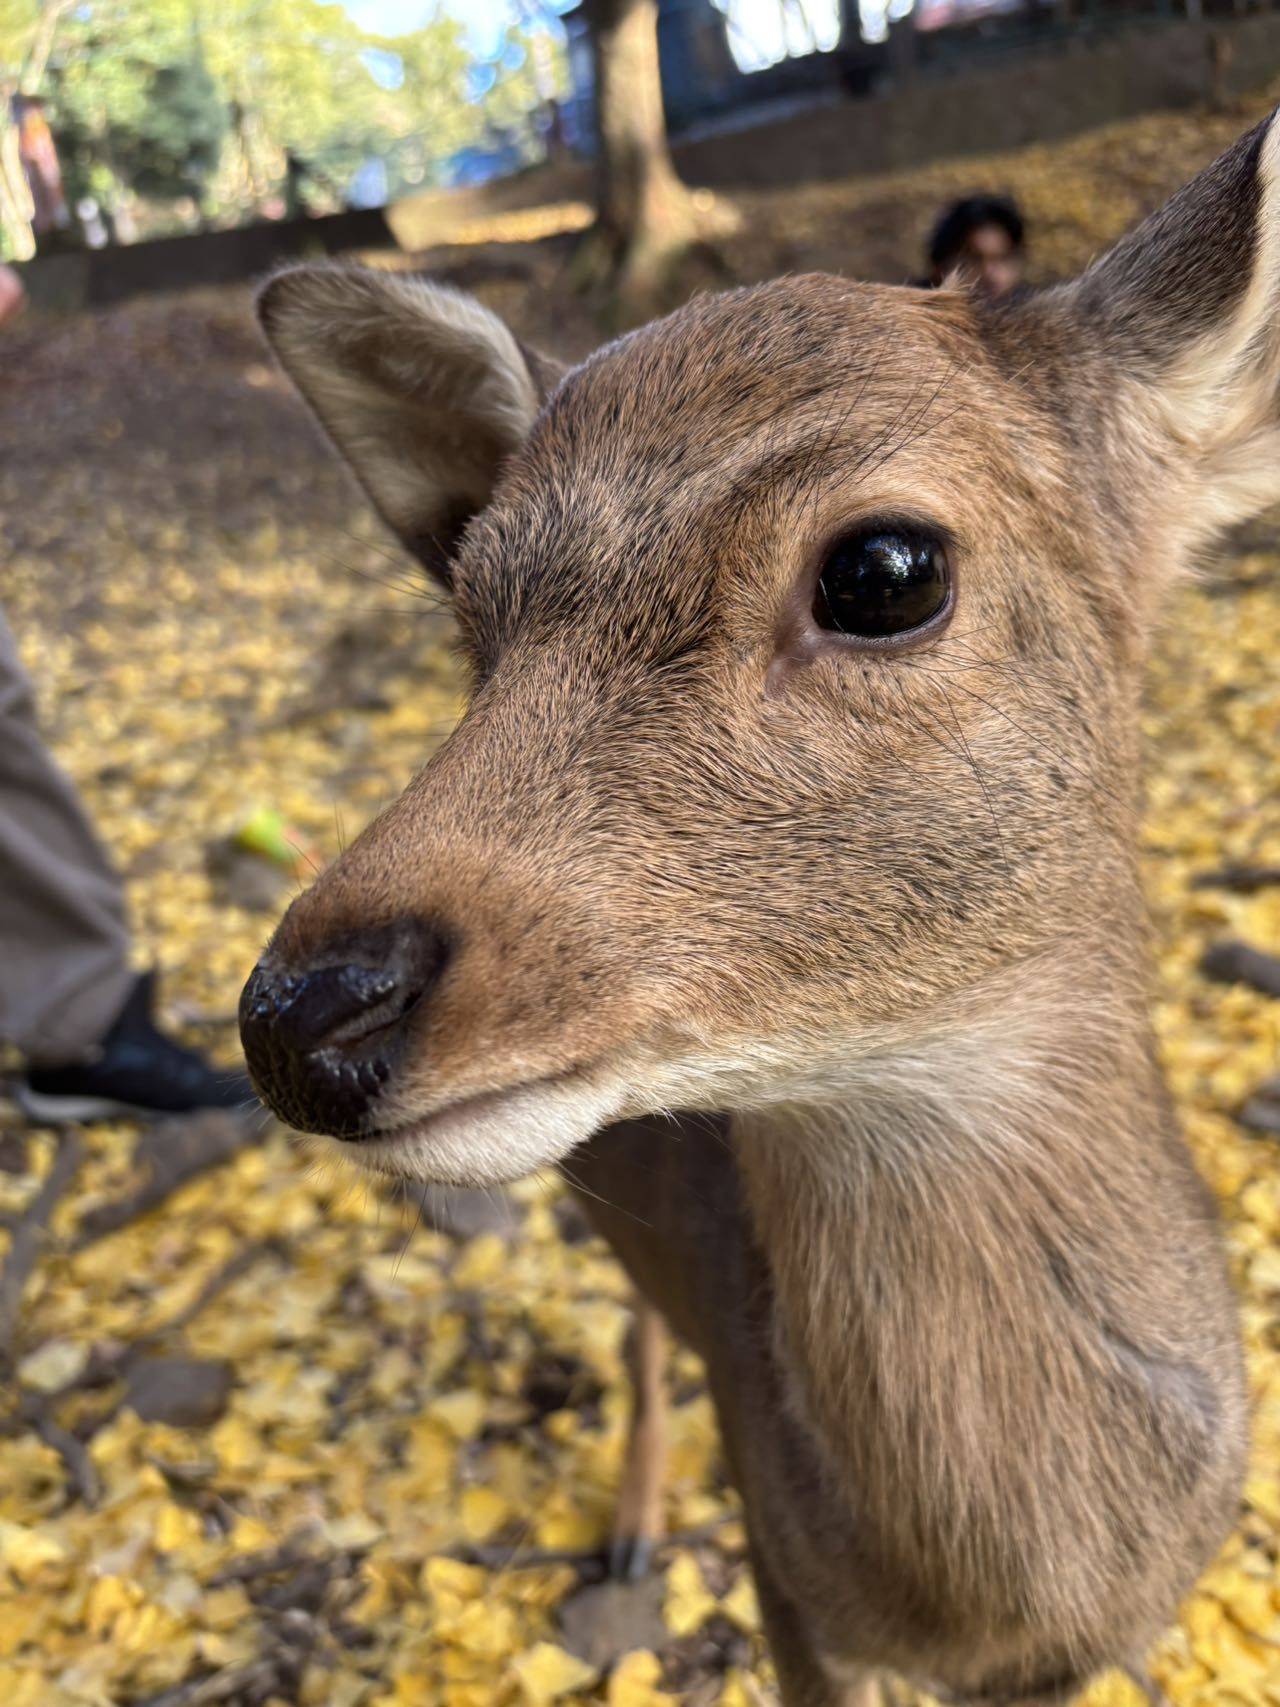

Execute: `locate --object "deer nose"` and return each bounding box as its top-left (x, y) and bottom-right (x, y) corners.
top-left (238, 917), bottom-right (450, 1139)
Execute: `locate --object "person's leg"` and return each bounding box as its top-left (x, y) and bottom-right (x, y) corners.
top-left (0, 606), bottom-right (135, 1063)
top-left (1, 610), bottom-right (254, 1119)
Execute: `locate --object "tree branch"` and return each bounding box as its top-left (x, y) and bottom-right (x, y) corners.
top-left (0, 1131), bottom-right (82, 1356)
top-left (20, 0), bottom-right (76, 95)
top-left (73, 1110), bottom-right (267, 1248)
top-left (1200, 940), bottom-right (1280, 998)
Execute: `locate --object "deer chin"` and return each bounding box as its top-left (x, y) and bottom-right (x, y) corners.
top-left (323, 1036), bottom-right (767, 1189)
top-left (342, 1071), bottom-right (631, 1188)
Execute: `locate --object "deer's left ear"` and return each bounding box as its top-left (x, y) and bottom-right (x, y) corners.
top-left (1066, 108), bottom-right (1280, 538)
top-left (257, 264), bottom-right (565, 585)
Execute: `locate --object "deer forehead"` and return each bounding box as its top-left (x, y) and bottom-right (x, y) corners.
top-left (539, 277), bottom-right (995, 487)
top-left (454, 280), bottom-right (1025, 665)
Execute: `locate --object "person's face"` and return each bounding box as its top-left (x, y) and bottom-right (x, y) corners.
top-left (941, 223), bottom-right (1023, 299)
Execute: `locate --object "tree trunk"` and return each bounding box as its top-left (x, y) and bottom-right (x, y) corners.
top-left (579, 0), bottom-right (701, 312)
top-left (0, 123), bottom-right (35, 261)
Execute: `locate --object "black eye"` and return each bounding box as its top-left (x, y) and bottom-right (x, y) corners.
top-left (813, 526), bottom-right (951, 640)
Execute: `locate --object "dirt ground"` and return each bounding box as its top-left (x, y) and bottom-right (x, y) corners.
top-left (0, 91), bottom-right (1278, 1707)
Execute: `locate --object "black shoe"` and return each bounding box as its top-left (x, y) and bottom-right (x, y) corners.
top-left (15, 973), bottom-right (256, 1124)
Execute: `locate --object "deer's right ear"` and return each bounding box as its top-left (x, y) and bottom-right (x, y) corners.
top-left (1067, 108), bottom-right (1280, 540)
top-left (257, 264), bottom-right (562, 584)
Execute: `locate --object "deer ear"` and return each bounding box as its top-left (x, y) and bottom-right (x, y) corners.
top-left (1069, 108), bottom-right (1280, 536)
top-left (257, 264), bottom-right (563, 583)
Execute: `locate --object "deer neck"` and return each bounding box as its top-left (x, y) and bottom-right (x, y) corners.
top-left (730, 958), bottom-right (1177, 1511)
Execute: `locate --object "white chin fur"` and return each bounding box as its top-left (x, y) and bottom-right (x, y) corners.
top-left (338, 1075), bottom-right (629, 1188)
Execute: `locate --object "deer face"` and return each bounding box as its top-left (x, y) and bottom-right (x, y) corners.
top-left (242, 116), bottom-right (1280, 1185)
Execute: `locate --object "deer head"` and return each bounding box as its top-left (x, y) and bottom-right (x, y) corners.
top-left (240, 115), bottom-right (1280, 1187)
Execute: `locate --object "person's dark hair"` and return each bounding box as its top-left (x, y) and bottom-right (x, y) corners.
top-left (927, 195), bottom-right (1025, 272)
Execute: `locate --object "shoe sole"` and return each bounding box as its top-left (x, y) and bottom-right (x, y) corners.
top-left (11, 1085), bottom-right (174, 1124)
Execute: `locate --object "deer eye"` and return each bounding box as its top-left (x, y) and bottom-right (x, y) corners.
top-left (814, 526), bottom-right (951, 640)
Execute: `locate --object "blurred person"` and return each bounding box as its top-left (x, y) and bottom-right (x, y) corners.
top-left (0, 264), bottom-right (24, 327)
top-left (924, 194), bottom-right (1026, 299)
top-left (283, 150), bottom-right (341, 219)
top-left (0, 280), bottom-right (252, 1123)
top-left (75, 198), bottom-right (110, 250)
top-left (13, 93), bottom-right (73, 253)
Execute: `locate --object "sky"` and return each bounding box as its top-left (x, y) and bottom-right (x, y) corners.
top-left (342, 0), bottom-right (555, 59)
top-left (344, 0), bottom-right (854, 71)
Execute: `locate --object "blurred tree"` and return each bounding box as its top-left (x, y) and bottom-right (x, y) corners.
top-left (0, 0), bottom-right (567, 257)
top-left (468, 19), bottom-right (568, 159)
top-left (53, 7), bottom-right (229, 224)
top-left (117, 58), bottom-right (226, 204)
top-left (576, 0), bottom-right (702, 313)
top-left (31, 0), bottom-right (228, 238)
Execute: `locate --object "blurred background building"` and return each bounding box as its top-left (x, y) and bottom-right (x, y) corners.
top-left (0, 0), bottom-right (1272, 303)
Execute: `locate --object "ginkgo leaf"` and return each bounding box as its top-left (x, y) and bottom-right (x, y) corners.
top-left (607, 1649), bottom-right (675, 1707)
top-left (664, 1553), bottom-right (718, 1638)
top-left (509, 1642), bottom-right (598, 1704)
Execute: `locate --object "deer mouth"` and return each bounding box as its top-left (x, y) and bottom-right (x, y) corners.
top-left (346, 1068), bottom-right (629, 1187)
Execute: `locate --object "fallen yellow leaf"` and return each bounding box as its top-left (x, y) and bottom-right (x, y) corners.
top-left (509, 1641), bottom-right (597, 1704)
top-left (664, 1552), bottom-right (718, 1638)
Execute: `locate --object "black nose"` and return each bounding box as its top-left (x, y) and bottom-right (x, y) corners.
top-left (239, 917), bottom-right (449, 1139)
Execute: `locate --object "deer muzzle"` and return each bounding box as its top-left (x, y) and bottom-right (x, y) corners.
top-left (239, 916), bottom-right (451, 1138)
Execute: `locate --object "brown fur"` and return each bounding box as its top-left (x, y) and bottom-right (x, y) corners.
top-left (244, 114), bottom-right (1280, 1704)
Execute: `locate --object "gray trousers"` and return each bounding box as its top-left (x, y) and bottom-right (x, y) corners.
top-left (0, 607), bottom-right (133, 1062)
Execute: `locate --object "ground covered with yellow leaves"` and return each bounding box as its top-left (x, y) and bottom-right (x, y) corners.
top-left (0, 89), bottom-right (1278, 1707)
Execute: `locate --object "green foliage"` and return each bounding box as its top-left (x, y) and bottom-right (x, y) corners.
top-left (0, 0), bottom-right (44, 80)
top-left (0, 0), bottom-right (569, 251)
top-left (127, 57), bottom-right (227, 200)
top-left (58, 43), bottom-right (229, 205)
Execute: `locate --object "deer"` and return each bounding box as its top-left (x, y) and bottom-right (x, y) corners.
top-left (236, 113), bottom-right (1280, 1705)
